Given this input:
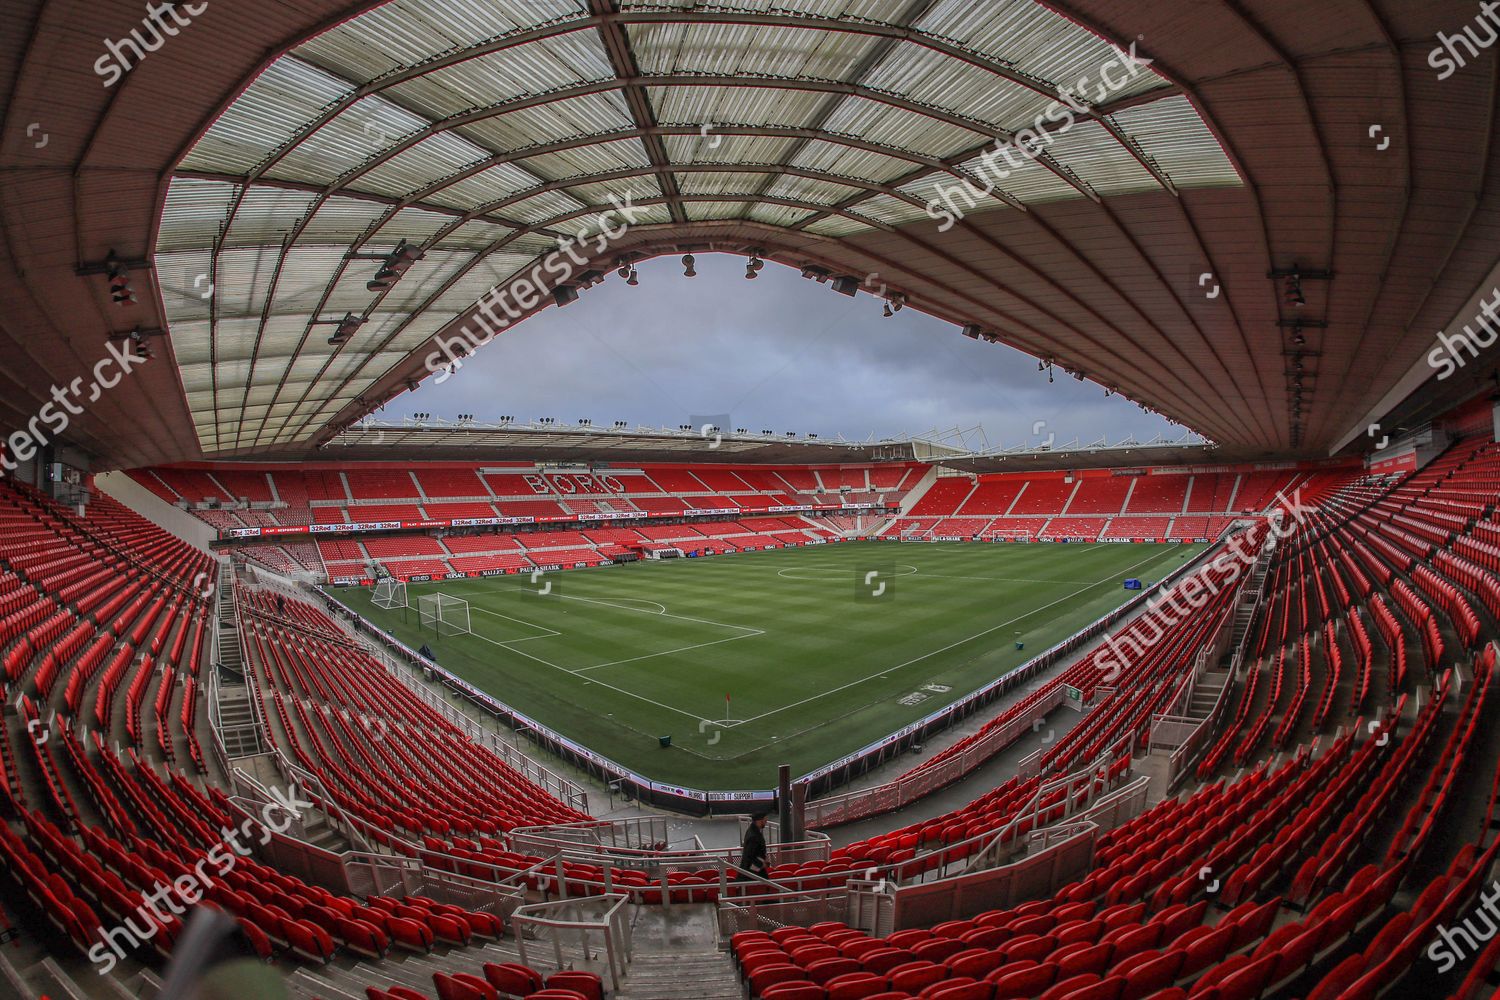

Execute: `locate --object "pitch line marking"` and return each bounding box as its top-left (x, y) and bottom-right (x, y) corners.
top-left (470, 606), bottom-right (561, 641)
top-left (492, 585), bottom-right (759, 634)
top-left (732, 545), bottom-right (1180, 729)
top-left (575, 630), bottom-right (766, 673)
top-left (470, 586), bottom-right (766, 687)
top-left (465, 626), bottom-right (710, 723)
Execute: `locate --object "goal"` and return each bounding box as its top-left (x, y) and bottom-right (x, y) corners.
top-left (418, 593), bottom-right (471, 637)
top-left (371, 578), bottom-right (407, 610)
top-left (987, 530), bottom-right (1035, 543)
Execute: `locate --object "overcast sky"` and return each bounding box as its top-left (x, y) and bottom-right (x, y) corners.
top-left (393, 252), bottom-right (1186, 450)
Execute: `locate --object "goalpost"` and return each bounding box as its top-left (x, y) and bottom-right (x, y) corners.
top-left (988, 530), bottom-right (1034, 543)
top-left (418, 593), bottom-right (472, 637)
top-left (371, 578), bottom-right (408, 610)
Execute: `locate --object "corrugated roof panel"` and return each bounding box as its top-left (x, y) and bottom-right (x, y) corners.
top-left (295, 0), bottom-right (581, 80)
top-left (788, 140), bottom-right (917, 185)
top-left (764, 172), bottom-right (868, 205)
top-left (954, 146), bottom-right (1079, 204)
top-left (498, 188), bottom-right (598, 227)
top-left (268, 94), bottom-right (431, 188)
top-left (515, 136), bottom-right (654, 180)
top-left (396, 33), bottom-right (613, 114)
top-left (262, 246), bottom-right (350, 318)
top-left (684, 200), bottom-right (750, 220)
top-left (158, 179), bottom-right (238, 252)
top-left (802, 215), bottom-right (876, 237)
top-left (747, 203), bottom-right (818, 227)
top-left (848, 193), bottom-right (928, 227)
top-left (898, 171), bottom-right (1014, 218)
top-left (253, 316), bottom-right (317, 365)
top-left (353, 131), bottom-right (494, 200)
top-left (221, 187), bottom-right (320, 248)
top-left (1044, 119), bottom-right (1160, 198)
top-left (169, 323), bottom-right (213, 379)
top-left (649, 84), bottom-right (826, 130)
top-left (1110, 95), bottom-right (1242, 189)
top-left (367, 208), bottom-right (474, 247)
top-left (455, 93), bottom-right (635, 151)
top-left (864, 41), bottom-right (1052, 134)
top-left (154, 250), bottom-right (216, 328)
top-left (565, 176), bottom-right (666, 209)
top-left (674, 171), bottom-right (777, 196)
top-left (917, 0), bottom-right (1166, 105)
top-left (661, 132), bottom-right (801, 166)
top-left (822, 95), bottom-right (986, 162)
top-left (628, 21), bottom-right (878, 80)
top-left (422, 161), bottom-right (553, 212)
top-left (180, 57), bottom-right (356, 175)
top-left (205, 245), bottom-right (291, 324)
top-left (429, 220), bottom-right (515, 253)
top-left (296, 196), bottom-right (393, 244)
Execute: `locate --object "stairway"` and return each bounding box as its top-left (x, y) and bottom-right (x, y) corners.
top-left (614, 949), bottom-right (742, 1000)
top-left (1189, 671), bottom-right (1229, 716)
top-left (212, 574), bottom-right (266, 758)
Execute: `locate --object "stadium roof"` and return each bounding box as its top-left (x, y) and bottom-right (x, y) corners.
top-left (310, 417), bottom-right (1217, 468)
top-left (1, 1), bottom-right (1497, 471)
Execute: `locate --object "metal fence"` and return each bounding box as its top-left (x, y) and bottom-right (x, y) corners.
top-left (888, 822), bottom-right (1099, 929)
top-left (802, 535), bottom-right (1233, 829)
top-left (513, 894), bottom-right (633, 994)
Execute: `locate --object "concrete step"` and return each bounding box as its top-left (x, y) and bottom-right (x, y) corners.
top-left (618, 951), bottom-right (742, 1000)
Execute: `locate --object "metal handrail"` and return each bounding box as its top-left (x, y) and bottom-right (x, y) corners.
top-left (512, 894), bottom-right (633, 994)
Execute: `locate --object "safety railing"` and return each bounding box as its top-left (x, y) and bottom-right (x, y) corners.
top-left (306, 584), bottom-right (590, 814)
top-left (802, 534), bottom-right (1230, 828)
top-left (511, 817), bottom-right (831, 876)
top-left (513, 894), bottom-right (633, 994)
top-left (717, 883), bottom-right (853, 942)
top-left (886, 821), bottom-right (1098, 930)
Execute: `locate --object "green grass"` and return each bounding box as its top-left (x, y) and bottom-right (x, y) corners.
top-left (335, 540), bottom-right (1201, 789)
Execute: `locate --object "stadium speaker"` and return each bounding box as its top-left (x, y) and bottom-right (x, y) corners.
top-left (658, 735), bottom-right (672, 748)
top-left (553, 285), bottom-right (579, 306)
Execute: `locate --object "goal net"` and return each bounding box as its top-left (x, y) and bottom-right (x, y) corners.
top-left (418, 593), bottom-right (471, 636)
top-left (988, 530), bottom-right (1034, 543)
top-left (371, 578), bottom-right (408, 610)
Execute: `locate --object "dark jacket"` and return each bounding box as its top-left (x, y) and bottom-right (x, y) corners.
top-left (740, 822), bottom-right (768, 876)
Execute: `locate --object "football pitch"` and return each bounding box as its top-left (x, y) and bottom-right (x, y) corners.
top-left (337, 541), bottom-right (1202, 789)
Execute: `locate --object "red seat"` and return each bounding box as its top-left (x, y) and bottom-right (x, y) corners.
top-left (862, 949), bottom-right (914, 975)
top-left (825, 972), bottom-right (888, 1000)
top-left (807, 958), bottom-right (862, 985)
top-left (484, 962), bottom-right (543, 997)
top-left (544, 972), bottom-right (602, 1000)
top-left (1036, 973), bottom-right (1101, 1000)
top-left (752, 965), bottom-right (810, 996)
top-left (988, 961), bottom-right (1057, 998)
top-left (922, 980), bottom-right (991, 1000)
top-left (1118, 951), bottom-right (1183, 1000)
top-left (761, 984), bottom-right (826, 1000)
top-left (435, 973), bottom-right (499, 1000)
top-left (889, 962), bottom-right (946, 994)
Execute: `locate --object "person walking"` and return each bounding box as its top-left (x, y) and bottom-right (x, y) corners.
top-left (740, 812), bottom-right (769, 880)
